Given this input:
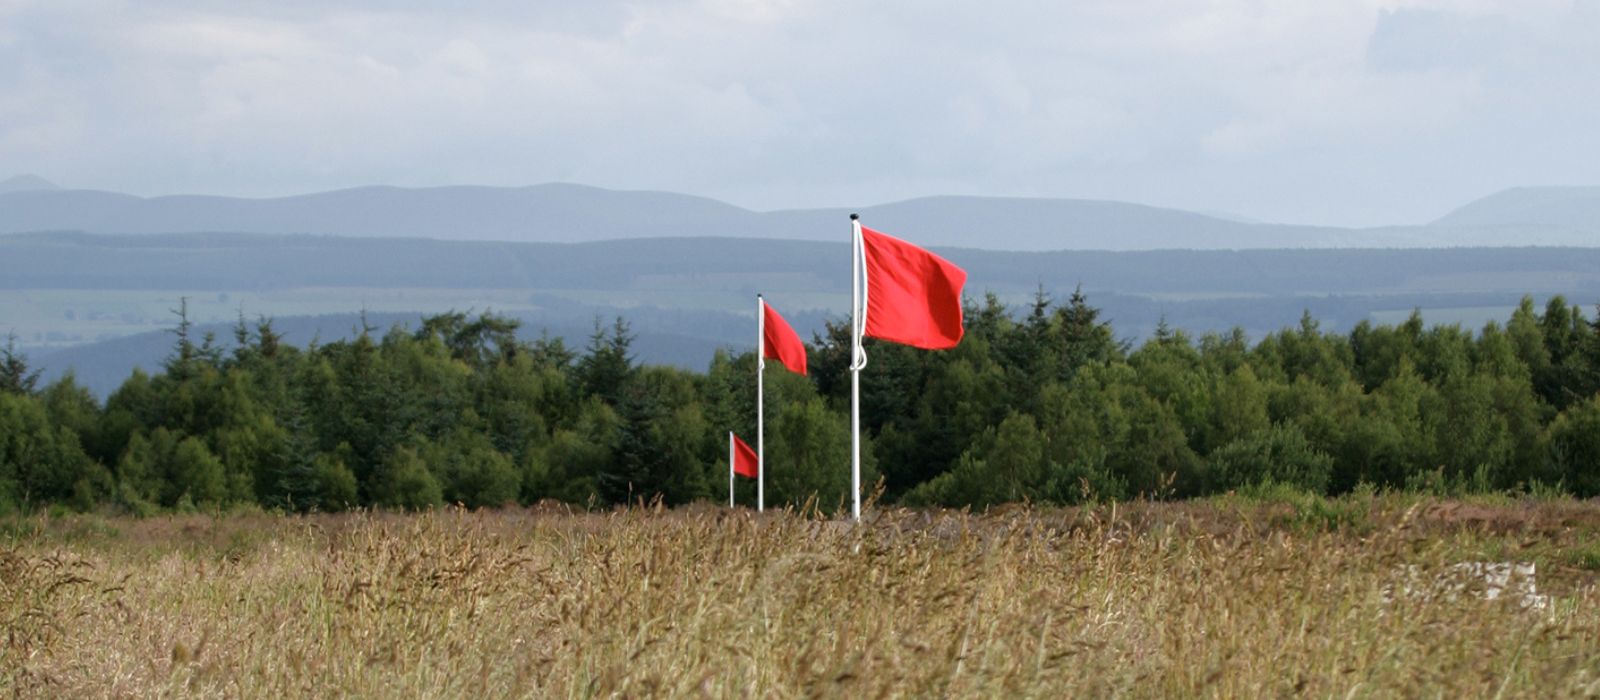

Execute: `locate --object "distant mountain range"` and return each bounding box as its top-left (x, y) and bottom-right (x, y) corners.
top-left (8, 231), bottom-right (1598, 396)
top-left (1430, 186), bottom-right (1600, 230)
top-left (0, 174), bottom-right (61, 194)
top-left (2, 175), bottom-right (1596, 250)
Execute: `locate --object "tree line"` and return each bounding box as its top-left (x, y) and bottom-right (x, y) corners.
top-left (3, 291), bottom-right (1598, 515)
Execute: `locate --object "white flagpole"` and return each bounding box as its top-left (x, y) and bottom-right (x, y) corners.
top-left (849, 214), bottom-right (864, 521)
top-left (757, 294), bottom-right (766, 513)
top-left (728, 431), bottom-right (734, 508)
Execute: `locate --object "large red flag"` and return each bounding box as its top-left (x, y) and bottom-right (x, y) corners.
top-left (762, 301), bottom-right (808, 375)
top-left (861, 226), bottom-right (967, 349)
top-left (731, 432), bottom-right (758, 478)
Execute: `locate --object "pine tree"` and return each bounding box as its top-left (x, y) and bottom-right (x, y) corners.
top-left (1053, 286), bottom-right (1122, 380)
top-left (0, 334), bottom-right (40, 396)
top-left (574, 317), bottom-right (635, 405)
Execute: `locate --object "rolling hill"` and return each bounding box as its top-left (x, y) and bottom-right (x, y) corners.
top-left (5, 179), bottom-right (1599, 250)
top-left (1432, 186), bottom-right (1600, 231)
top-left (0, 174), bottom-right (59, 194)
top-left (7, 231), bottom-right (1599, 396)
top-left (0, 182), bottom-right (1479, 251)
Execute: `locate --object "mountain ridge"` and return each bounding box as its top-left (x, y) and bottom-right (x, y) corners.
top-left (7, 230), bottom-right (1598, 397)
top-left (0, 174), bottom-right (60, 193)
top-left (3, 181), bottom-right (1597, 250)
top-left (1432, 186), bottom-right (1600, 230)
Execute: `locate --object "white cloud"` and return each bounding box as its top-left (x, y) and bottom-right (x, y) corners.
top-left (0, 0), bottom-right (1596, 226)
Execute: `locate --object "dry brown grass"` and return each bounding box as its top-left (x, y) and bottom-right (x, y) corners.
top-left (3, 498), bottom-right (1600, 698)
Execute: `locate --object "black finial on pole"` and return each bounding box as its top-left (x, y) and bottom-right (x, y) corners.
top-left (850, 213), bottom-right (859, 221)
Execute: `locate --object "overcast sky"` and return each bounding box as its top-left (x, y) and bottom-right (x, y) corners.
top-left (2, 0), bottom-right (1598, 226)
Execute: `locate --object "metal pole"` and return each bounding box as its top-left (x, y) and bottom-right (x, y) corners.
top-left (757, 294), bottom-right (765, 513)
top-left (849, 214), bottom-right (863, 521)
top-left (728, 431), bottom-right (734, 508)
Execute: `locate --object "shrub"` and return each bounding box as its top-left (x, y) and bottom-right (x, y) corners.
top-left (372, 446), bottom-right (443, 511)
top-left (1209, 423), bottom-right (1333, 494)
top-left (1547, 395), bottom-right (1600, 497)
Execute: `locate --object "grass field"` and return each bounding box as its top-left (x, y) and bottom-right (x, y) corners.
top-left (4, 497), bottom-right (1600, 697)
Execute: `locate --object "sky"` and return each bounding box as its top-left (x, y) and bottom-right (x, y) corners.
top-left (2, 0), bottom-right (1598, 227)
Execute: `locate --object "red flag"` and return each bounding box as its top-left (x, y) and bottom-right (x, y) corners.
top-left (731, 432), bottom-right (758, 478)
top-left (762, 301), bottom-right (808, 375)
top-left (861, 226), bottom-right (967, 349)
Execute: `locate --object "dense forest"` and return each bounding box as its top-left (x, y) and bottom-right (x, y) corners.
top-left (3, 290), bottom-right (1599, 515)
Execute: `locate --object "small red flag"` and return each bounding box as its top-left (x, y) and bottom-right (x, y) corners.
top-left (861, 225), bottom-right (967, 349)
top-left (762, 301), bottom-right (808, 376)
top-left (731, 432), bottom-right (758, 478)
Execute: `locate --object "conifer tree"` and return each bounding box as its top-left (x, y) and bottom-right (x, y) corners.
top-left (0, 334), bottom-right (40, 396)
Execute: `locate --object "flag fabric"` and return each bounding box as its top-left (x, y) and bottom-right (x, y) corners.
top-left (861, 225), bottom-right (967, 349)
top-left (762, 302), bottom-right (808, 375)
top-left (731, 432), bottom-right (759, 478)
